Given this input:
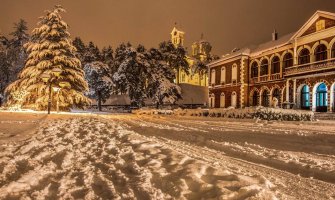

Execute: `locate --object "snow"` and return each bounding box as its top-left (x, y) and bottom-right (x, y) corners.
top-left (0, 114), bottom-right (277, 199)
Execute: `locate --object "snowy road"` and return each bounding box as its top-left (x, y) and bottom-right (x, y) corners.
top-left (103, 114), bottom-right (335, 200)
top-left (0, 113), bottom-right (334, 199)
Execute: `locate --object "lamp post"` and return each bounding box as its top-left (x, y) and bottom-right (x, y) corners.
top-left (41, 68), bottom-right (62, 114)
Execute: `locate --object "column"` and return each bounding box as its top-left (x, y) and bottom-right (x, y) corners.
top-left (286, 79), bottom-right (290, 109)
top-left (293, 79), bottom-right (297, 108)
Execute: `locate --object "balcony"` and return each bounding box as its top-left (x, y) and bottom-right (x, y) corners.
top-left (285, 58), bottom-right (335, 76)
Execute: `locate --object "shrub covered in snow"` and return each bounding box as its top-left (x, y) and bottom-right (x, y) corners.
top-left (144, 106), bottom-right (314, 121)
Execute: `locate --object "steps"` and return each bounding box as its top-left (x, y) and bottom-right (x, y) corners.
top-left (314, 112), bottom-right (335, 120)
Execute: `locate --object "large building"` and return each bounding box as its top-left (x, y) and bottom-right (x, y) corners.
top-left (208, 10), bottom-right (335, 112)
top-left (170, 26), bottom-right (212, 86)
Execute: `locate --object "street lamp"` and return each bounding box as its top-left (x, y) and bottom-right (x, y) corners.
top-left (41, 68), bottom-right (62, 114)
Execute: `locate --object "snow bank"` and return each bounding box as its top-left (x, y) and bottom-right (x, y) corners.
top-left (147, 107), bottom-right (314, 121)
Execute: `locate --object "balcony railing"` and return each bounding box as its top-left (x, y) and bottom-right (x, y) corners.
top-left (260, 75), bottom-right (268, 82)
top-left (285, 58), bottom-right (335, 76)
top-left (270, 73), bottom-right (280, 80)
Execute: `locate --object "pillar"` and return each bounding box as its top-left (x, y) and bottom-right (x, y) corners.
top-left (286, 79), bottom-right (290, 109)
top-left (293, 79), bottom-right (297, 108)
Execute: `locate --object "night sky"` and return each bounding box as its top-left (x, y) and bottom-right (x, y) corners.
top-left (1, 0), bottom-right (335, 55)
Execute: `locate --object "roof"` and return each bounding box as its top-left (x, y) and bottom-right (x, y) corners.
top-left (250, 32), bottom-right (295, 55)
top-left (208, 10), bottom-right (335, 67)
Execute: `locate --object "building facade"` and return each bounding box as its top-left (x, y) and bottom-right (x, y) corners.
top-left (208, 11), bottom-right (335, 112)
top-left (171, 27), bottom-right (211, 86)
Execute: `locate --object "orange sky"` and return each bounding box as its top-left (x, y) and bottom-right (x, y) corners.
top-left (1, 0), bottom-right (335, 55)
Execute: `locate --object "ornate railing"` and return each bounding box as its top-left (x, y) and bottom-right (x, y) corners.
top-left (270, 73), bottom-right (280, 80)
top-left (260, 75), bottom-right (268, 82)
top-left (285, 58), bottom-right (335, 76)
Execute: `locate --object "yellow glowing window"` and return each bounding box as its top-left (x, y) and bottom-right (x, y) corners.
top-left (316, 20), bottom-right (325, 31)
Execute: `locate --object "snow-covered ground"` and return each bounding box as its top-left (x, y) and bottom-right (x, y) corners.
top-left (0, 112), bottom-right (334, 199)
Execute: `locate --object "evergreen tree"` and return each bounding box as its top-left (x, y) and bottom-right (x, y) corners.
top-left (0, 35), bottom-right (9, 106)
top-left (146, 48), bottom-right (181, 108)
top-left (84, 61), bottom-right (113, 111)
top-left (5, 5), bottom-right (90, 110)
top-left (8, 19), bottom-right (29, 83)
top-left (112, 43), bottom-right (130, 94)
top-left (72, 37), bottom-right (86, 63)
top-left (85, 41), bottom-right (101, 63)
top-left (112, 44), bottom-right (148, 107)
top-left (159, 40), bottom-right (189, 84)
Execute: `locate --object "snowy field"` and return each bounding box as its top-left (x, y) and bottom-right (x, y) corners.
top-left (0, 112), bottom-right (334, 199)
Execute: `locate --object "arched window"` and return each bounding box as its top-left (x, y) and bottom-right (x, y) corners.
top-left (262, 90), bottom-right (269, 107)
top-left (232, 64), bottom-right (238, 82)
top-left (299, 48), bottom-right (310, 65)
top-left (332, 43), bottom-right (335, 58)
top-left (283, 53), bottom-right (293, 68)
top-left (231, 92), bottom-right (237, 108)
top-left (211, 69), bottom-right (216, 85)
top-left (251, 62), bottom-right (258, 78)
top-left (221, 67), bottom-right (226, 84)
top-left (209, 94), bottom-right (215, 108)
top-left (272, 88), bottom-right (281, 104)
top-left (252, 91), bottom-right (259, 106)
top-left (220, 93), bottom-right (225, 108)
top-left (260, 59), bottom-right (269, 76)
top-left (271, 56), bottom-right (280, 74)
top-left (315, 44), bottom-right (328, 61)
top-left (301, 85), bottom-right (310, 110)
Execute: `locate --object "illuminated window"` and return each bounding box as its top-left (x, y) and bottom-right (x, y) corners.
top-left (316, 20), bottom-right (326, 31)
top-left (211, 69), bottom-right (216, 85)
top-left (221, 67), bottom-right (226, 84)
top-left (220, 93), bottom-right (225, 108)
top-left (232, 64), bottom-right (237, 81)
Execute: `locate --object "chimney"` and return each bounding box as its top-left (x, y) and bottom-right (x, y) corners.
top-left (272, 29), bottom-right (278, 41)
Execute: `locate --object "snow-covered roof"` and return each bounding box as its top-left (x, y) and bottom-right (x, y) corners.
top-left (208, 10), bottom-right (335, 67)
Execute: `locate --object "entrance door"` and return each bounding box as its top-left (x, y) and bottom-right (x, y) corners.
top-left (316, 83), bottom-right (327, 112)
top-left (301, 85), bottom-right (310, 110)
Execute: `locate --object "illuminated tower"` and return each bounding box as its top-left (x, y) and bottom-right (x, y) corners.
top-left (171, 25), bottom-right (185, 47)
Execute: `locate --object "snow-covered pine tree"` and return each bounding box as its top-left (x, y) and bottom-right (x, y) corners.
top-left (101, 46), bottom-right (114, 72)
top-left (0, 35), bottom-right (9, 106)
top-left (84, 61), bottom-right (113, 111)
top-left (85, 42), bottom-right (101, 63)
top-left (8, 19), bottom-right (29, 83)
top-left (159, 40), bottom-right (189, 84)
top-left (5, 5), bottom-right (90, 110)
top-left (73, 37), bottom-right (86, 64)
top-left (112, 43), bottom-right (130, 94)
top-left (146, 48), bottom-right (181, 108)
top-left (113, 44), bottom-right (148, 107)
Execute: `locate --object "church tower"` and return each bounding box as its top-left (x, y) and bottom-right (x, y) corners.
top-left (171, 25), bottom-right (185, 47)
top-left (191, 33), bottom-right (212, 61)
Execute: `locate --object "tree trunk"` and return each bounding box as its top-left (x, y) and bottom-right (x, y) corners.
top-left (98, 92), bottom-right (102, 111)
top-left (176, 68), bottom-right (180, 84)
